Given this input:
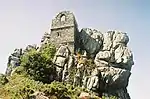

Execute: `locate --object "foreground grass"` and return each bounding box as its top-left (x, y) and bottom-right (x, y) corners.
top-left (0, 74), bottom-right (84, 99)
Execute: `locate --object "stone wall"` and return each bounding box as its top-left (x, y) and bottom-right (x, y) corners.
top-left (50, 27), bottom-right (75, 52)
top-left (50, 11), bottom-right (79, 53)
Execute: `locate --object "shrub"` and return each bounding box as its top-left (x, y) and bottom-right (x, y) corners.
top-left (0, 74), bottom-right (83, 99)
top-left (39, 43), bottom-right (56, 61)
top-left (19, 43), bottom-right (56, 83)
top-left (0, 73), bottom-right (8, 87)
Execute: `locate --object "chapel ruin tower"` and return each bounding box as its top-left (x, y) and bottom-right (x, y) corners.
top-left (50, 11), bottom-right (79, 53)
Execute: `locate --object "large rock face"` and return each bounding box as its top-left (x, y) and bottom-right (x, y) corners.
top-left (53, 44), bottom-right (71, 81)
top-left (52, 29), bottom-right (134, 99)
top-left (78, 28), bottom-right (103, 58)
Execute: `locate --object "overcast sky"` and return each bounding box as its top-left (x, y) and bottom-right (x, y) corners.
top-left (0, 0), bottom-right (149, 98)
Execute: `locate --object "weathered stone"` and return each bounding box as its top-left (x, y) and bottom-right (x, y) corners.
top-left (54, 57), bottom-right (66, 68)
top-left (95, 51), bottom-right (112, 62)
top-left (4, 11), bottom-right (134, 99)
top-left (67, 55), bottom-right (74, 70)
top-left (79, 28), bottom-right (103, 58)
top-left (74, 63), bottom-right (85, 87)
top-left (63, 55), bottom-right (74, 82)
top-left (11, 48), bottom-right (23, 57)
top-left (5, 48), bottom-right (23, 75)
top-left (112, 31), bottom-right (129, 48)
top-left (79, 92), bottom-right (90, 99)
top-left (53, 44), bottom-right (71, 81)
top-left (55, 44), bottom-right (70, 58)
top-left (5, 44), bottom-right (39, 76)
top-left (87, 68), bottom-right (99, 91)
top-left (91, 29), bottom-right (103, 43)
top-left (98, 66), bottom-right (131, 90)
top-left (82, 28), bottom-right (104, 44)
top-left (41, 32), bottom-right (50, 45)
top-left (30, 91), bottom-right (49, 99)
top-left (82, 28), bottom-right (93, 36)
top-left (62, 63), bottom-right (68, 81)
top-left (102, 31), bottom-right (115, 51)
top-left (94, 31), bottom-right (134, 71)
top-left (50, 11), bottom-right (79, 53)
top-left (114, 44), bottom-right (134, 70)
top-left (23, 44), bottom-right (37, 53)
top-left (50, 12), bottom-right (134, 99)
top-left (102, 88), bottom-right (130, 99)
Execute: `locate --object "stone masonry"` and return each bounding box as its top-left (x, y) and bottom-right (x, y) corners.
top-left (50, 11), bottom-right (79, 53)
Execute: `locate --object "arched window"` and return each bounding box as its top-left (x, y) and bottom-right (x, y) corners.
top-left (60, 15), bottom-right (66, 22)
top-left (57, 32), bottom-right (61, 37)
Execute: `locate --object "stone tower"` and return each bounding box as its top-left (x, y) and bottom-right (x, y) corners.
top-left (50, 11), bottom-right (79, 53)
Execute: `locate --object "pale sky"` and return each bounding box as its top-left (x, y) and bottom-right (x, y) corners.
top-left (0, 0), bottom-right (149, 98)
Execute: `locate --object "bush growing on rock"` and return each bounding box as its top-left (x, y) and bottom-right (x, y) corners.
top-left (17, 43), bottom-right (56, 83)
top-left (0, 73), bottom-right (8, 87)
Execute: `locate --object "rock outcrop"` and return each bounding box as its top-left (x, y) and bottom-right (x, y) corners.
top-left (78, 28), bottom-right (103, 58)
top-left (51, 29), bottom-right (134, 99)
top-left (4, 11), bottom-right (134, 99)
top-left (5, 48), bottom-right (23, 75)
top-left (5, 44), bottom-right (38, 76)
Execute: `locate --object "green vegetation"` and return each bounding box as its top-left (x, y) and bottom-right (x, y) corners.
top-left (0, 74), bottom-right (117, 99)
top-left (0, 74), bottom-right (83, 99)
top-left (0, 43), bottom-right (118, 99)
top-left (0, 73), bottom-right (8, 87)
top-left (0, 43), bottom-right (82, 99)
top-left (15, 43), bottom-right (56, 83)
